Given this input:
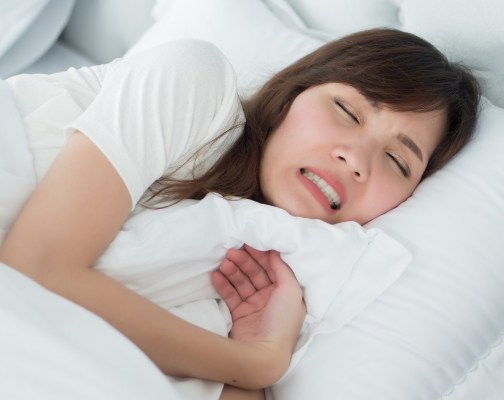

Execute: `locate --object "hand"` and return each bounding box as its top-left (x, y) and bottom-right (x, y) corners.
top-left (211, 245), bottom-right (306, 374)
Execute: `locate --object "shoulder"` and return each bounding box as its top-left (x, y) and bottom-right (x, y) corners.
top-left (101, 40), bottom-right (240, 117)
top-left (153, 39), bottom-right (231, 66)
top-left (118, 39), bottom-right (237, 90)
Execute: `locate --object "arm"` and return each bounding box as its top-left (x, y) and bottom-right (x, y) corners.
top-left (0, 134), bottom-right (299, 388)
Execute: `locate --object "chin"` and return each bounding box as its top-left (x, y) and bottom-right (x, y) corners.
top-left (282, 205), bottom-right (314, 219)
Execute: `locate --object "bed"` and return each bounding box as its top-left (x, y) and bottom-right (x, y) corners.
top-left (1, 0), bottom-right (503, 399)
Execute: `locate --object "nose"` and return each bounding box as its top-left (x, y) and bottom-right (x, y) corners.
top-left (332, 146), bottom-right (371, 181)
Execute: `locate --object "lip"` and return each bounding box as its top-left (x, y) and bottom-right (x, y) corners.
top-left (297, 167), bottom-right (347, 212)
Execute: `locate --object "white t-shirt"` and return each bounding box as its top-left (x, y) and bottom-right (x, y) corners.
top-left (6, 39), bottom-right (244, 207)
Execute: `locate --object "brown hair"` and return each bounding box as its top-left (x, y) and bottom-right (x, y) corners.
top-left (146, 28), bottom-right (480, 206)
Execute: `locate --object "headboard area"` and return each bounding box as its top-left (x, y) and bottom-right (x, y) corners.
top-left (61, 0), bottom-right (156, 63)
top-left (62, 0), bottom-right (503, 107)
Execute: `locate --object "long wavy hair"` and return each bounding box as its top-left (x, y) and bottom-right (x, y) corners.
top-left (145, 28), bottom-right (480, 206)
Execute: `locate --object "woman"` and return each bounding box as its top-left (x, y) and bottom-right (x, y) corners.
top-left (0, 28), bottom-right (479, 399)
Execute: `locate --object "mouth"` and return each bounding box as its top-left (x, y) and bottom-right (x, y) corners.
top-left (300, 167), bottom-right (341, 210)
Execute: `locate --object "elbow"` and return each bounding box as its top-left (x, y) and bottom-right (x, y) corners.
top-left (0, 245), bottom-right (83, 294)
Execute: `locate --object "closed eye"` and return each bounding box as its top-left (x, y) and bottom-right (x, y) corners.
top-left (334, 99), bottom-right (360, 124)
top-left (387, 152), bottom-right (410, 177)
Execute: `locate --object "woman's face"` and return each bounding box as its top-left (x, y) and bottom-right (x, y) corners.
top-left (260, 83), bottom-right (446, 225)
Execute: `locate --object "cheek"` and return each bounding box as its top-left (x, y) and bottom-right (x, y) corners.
top-left (281, 97), bottom-right (332, 138)
top-left (362, 181), bottom-right (416, 219)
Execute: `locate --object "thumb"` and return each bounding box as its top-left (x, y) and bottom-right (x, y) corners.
top-left (269, 251), bottom-right (302, 294)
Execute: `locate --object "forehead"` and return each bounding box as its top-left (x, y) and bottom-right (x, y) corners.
top-left (325, 83), bottom-right (447, 154)
top-left (390, 108), bottom-right (447, 161)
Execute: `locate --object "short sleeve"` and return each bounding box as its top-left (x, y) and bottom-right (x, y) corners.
top-left (66, 40), bottom-right (244, 208)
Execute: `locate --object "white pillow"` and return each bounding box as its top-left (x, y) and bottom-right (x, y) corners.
top-left (271, 0), bottom-right (401, 37)
top-left (127, 0), bottom-right (323, 97)
top-left (0, 0), bottom-right (75, 78)
top-left (274, 0), bottom-right (504, 108)
top-left (0, 0), bottom-right (48, 58)
top-left (270, 98), bottom-right (504, 399)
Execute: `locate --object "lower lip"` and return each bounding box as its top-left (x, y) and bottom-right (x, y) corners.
top-left (297, 169), bottom-right (339, 213)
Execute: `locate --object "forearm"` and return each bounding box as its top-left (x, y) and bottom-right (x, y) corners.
top-left (0, 131), bottom-right (297, 388)
top-left (65, 268), bottom-right (286, 387)
top-left (0, 249), bottom-right (284, 388)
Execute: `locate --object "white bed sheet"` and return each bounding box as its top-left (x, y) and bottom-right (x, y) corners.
top-left (0, 262), bottom-right (182, 400)
top-left (20, 40), bottom-right (94, 75)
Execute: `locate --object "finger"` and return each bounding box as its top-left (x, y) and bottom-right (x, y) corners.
top-left (219, 257), bottom-right (258, 300)
top-left (268, 251), bottom-right (300, 289)
top-left (227, 247), bottom-right (272, 290)
top-left (269, 251), bottom-right (306, 315)
top-left (243, 244), bottom-right (270, 267)
top-left (243, 245), bottom-right (275, 285)
top-left (210, 269), bottom-right (242, 312)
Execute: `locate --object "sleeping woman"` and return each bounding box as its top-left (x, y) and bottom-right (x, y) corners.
top-left (0, 28), bottom-right (479, 399)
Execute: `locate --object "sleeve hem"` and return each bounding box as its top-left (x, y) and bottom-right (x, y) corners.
top-left (65, 118), bottom-right (144, 210)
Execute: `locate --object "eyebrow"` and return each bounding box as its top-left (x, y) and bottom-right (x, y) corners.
top-left (398, 133), bottom-right (423, 162)
top-left (363, 98), bottom-right (425, 162)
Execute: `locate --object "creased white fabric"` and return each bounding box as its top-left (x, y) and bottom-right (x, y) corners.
top-left (96, 194), bottom-right (410, 326)
top-left (94, 194), bottom-right (411, 399)
top-left (0, 79), bottom-right (36, 243)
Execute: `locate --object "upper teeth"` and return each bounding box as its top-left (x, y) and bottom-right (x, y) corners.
top-left (300, 168), bottom-right (341, 209)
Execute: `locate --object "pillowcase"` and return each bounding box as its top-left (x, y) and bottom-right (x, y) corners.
top-left (269, 0), bottom-right (504, 108)
top-left (0, 0), bottom-right (75, 78)
top-left (266, 0), bottom-right (401, 38)
top-left (400, 0), bottom-right (504, 108)
top-left (127, 0), bottom-right (324, 97)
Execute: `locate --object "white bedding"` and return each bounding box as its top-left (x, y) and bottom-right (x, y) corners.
top-left (20, 40), bottom-right (94, 75)
top-left (0, 79), bottom-right (35, 242)
top-left (0, 262), bottom-right (182, 400)
top-left (97, 195), bottom-right (410, 324)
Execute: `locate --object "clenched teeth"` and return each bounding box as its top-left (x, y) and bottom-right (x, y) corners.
top-left (300, 168), bottom-right (341, 209)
